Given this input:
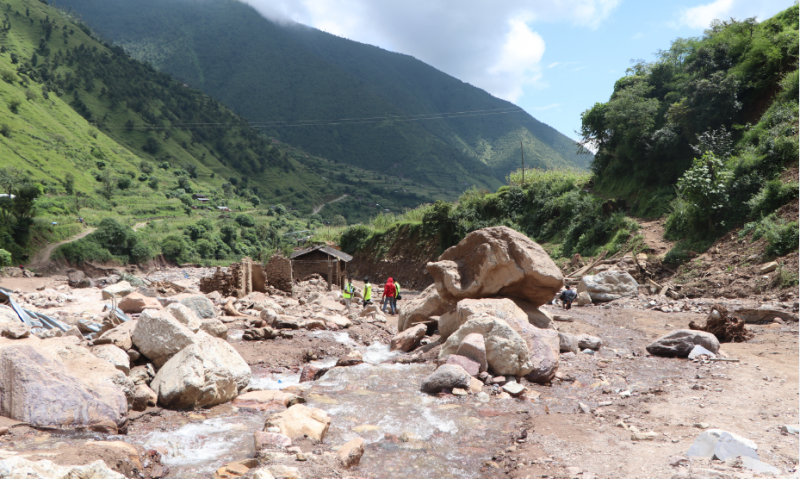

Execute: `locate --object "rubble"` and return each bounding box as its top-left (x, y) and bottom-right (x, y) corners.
top-left (689, 305), bottom-right (753, 343)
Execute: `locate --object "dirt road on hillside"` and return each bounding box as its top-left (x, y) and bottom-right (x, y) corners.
top-left (29, 227), bottom-right (96, 267)
top-left (312, 194), bottom-right (348, 215)
top-left (635, 218), bottom-right (674, 258)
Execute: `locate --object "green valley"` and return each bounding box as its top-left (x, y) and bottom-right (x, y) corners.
top-left (56, 0), bottom-right (590, 189)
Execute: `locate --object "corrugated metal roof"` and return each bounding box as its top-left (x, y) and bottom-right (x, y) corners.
top-left (290, 244), bottom-right (353, 262)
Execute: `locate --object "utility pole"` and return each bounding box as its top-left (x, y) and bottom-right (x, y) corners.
top-left (520, 140), bottom-right (524, 185)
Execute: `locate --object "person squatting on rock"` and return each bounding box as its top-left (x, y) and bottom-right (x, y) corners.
top-left (343, 278), bottom-right (356, 312)
top-left (381, 277), bottom-right (398, 315)
top-left (560, 285), bottom-right (577, 310)
top-left (362, 278), bottom-right (373, 306)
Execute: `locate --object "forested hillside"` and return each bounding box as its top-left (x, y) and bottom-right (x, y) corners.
top-left (56, 0), bottom-right (590, 189)
top-left (0, 0), bottom-right (444, 264)
top-left (334, 5), bottom-right (798, 278)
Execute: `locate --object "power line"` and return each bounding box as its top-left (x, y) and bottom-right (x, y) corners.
top-left (102, 106), bottom-right (527, 130)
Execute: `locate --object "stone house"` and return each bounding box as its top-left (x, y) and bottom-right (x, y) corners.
top-left (290, 245), bottom-right (352, 290)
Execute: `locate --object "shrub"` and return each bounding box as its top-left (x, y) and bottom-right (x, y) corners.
top-left (220, 224), bottom-right (238, 246)
top-left (0, 124), bottom-right (10, 138)
top-left (339, 225), bottom-right (372, 255)
top-left (0, 248), bottom-right (11, 267)
top-left (117, 177), bottom-right (132, 190)
top-left (235, 214), bottom-right (255, 227)
top-left (147, 177), bottom-right (158, 190)
top-left (161, 234), bottom-right (190, 263)
top-left (195, 238), bottom-right (215, 258)
top-left (8, 100), bottom-right (21, 114)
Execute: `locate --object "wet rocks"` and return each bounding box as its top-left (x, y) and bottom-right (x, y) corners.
top-left (0, 345), bottom-right (127, 431)
top-left (440, 314), bottom-right (533, 377)
top-left (150, 331), bottom-right (251, 409)
top-left (234, 390), bottom-right (300, 410)
top-left (337, 437), bottom-right (365, 468)
top-left (426, 226), bottom-right (563, 306)
top-left (455, 333), bottom-right (487, 372)
top-left (254, 431), bottom-right (292, 453)
top-left (646, 329), bottom-right (720, 358)
top-left (336, 350), bottom-right (363, 367)
top-left (101, 281), bottom-right (134, 300)
top-left (398, 284), bottom-right (453, 331)
top-left (577, 271), bottom-right (638, 302)
top-left (264, 404), bottom-right (331, 441)
top-left (390, 323), bottom-right (427, 352)
top-left (444, 354), bottom-right (482, 376)
top-left (299, 365), bottom-right (329, 383)
top-left (131, 309), bottom-right (197, 367)
top-left (420, 364), bottom-right (472, 394)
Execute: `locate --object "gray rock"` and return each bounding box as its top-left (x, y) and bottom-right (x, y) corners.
top-left (688, 345), bottom-right (716, 360)
top-left (199, 319), bottom-right (228, 339)
top-left (420, 364), bottom-right (471, 394)
top-left (455, 333), bottom-right (487, 372)
top-left (101, 281), bottom-right (133, 300)
top-left (646, 329), bottom-right (720, 358)
top-left (558, 332), bottom-right (579, 354)
top-left (179, 295), bottom-right (216, 319)
top-left (687, 429), bottom-right (758, 460)
top-left (577, 271), bottom-right (638, 302)
top-left (733, 306), bottom-right (798, 324)
top-left (780, 425), bottom-right (799, 435)
top-left (502, 381), bottom-right (526, 397)
top-left (131, 310), bottom-right (197, 367)
top-left (577, 334), bottom-right (602, 351)
top-left (740, 456), bottom-right (780, 474)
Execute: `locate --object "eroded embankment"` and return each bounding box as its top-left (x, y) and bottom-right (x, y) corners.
top-left (347, 224), bottom-right (440, 289)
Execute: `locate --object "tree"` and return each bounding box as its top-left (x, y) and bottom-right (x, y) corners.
top-left (99, 170), bottom-right (116, 199)
top-left (333, 214), bottom-right (346, 227)
top-left (64, 172), bottom-right (75, 195)
top-left (220, 224), bottom-right (238, 246)
top-left (142, 136), bottom-right (160, 154)
top-left (0, 166), bottom-right (24, 194)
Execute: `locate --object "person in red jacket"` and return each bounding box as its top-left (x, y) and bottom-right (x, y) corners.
top-left (381, 277), bottom-right (397, 315)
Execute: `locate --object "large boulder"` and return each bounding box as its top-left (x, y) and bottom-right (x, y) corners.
top-left (0, 458), bottom-right (125, 479)
top-left (439, 314), bottom-right (533, 377)
top-left (94, 320), bottom-right (136, 351)
top-left (117, 292), bottom-right (161, 314)
top-left (131, 309), bottom-right (197, 367)
top-left (150, 331), bottom-right (250, 409)
top-left (264, 404), bottom-right (331, 442)
top-left (455, 333), bottom-right (487, 372)
top-left (577, 271), bottom-right (639, 302)
top-left (520, 327), bottom-right (559, 384)
top-left (0, 345), bottom-right (127, 431)
top-left (426, 226), bottom-right (563, 306)
top-left (179, 295), bottom-right (216, 319)
top-left (398, 284), bottom-right (453, 332)
top-left (510, 298), bottom-right (554, 328)
top-left (101, 281), bottom-right (133, 300)
top-left (0, 336), bottom-right (135, 408)
top-left (390, 323), bottom-right (427, 352)
top-left (439, 298), bottom-right (528, 341)
top-left (165, 303), bottom-right (202, 332)
top-left (646, 329), bottom-right (720, 358)
top-left (91, 344), bottom-right (131, 374)
top-left (420, 364), bottom-right (472, 393)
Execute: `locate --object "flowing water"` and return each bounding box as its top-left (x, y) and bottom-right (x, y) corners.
top-left (118, 339), bottom-right (527, 478)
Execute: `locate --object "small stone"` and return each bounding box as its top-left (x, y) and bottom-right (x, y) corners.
top-left (502, 381), bottom-right (526, 397)
top-left (668, 456), bottom-right (688, 467)
top-left (780, 425), bottom-right (799, 435)
top-left (693, 423), bottom-right (710, 429)
top-left (581, 349), bottom-right (595, 355)
top-left (688, 345), bottom-right (716, 360)
top-left (759, 261), bottom-right (779, 274)
top-left (631, 431), bottom-right (657, 441)
top-left (740, 456), bottom-right (781, 474)
top-left (564, 466), bottom-right (581, 477)
top-left (337, 437), bottom-right (365, 468)
top-left (619, 390), bottom-right (632, 398)
top-left (491, 376), bottom-right (506, 385)
top-left (476, 392), bottom-right (490, 403)
top-left (452, 388), bottom-right (468, 396)
top-left (578, 402), bottom-right (591, 414)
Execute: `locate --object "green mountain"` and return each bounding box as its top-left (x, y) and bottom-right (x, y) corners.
top-left (0, 0), bottom-right (453, 263)
top-left (56, 0), bottom-right (590, 189)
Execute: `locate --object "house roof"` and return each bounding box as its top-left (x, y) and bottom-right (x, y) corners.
top-left (290, 244), bottom-right (353, 262)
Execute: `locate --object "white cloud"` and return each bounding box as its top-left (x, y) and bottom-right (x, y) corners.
top-left (679, 0), bottom-right (735, 29)
top-left (677, 0), bottom-right (791, 29)
top-left (241, 0), bottom-right (622, 103)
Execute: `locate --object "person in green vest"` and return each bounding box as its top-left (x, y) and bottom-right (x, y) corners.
top-left (363, 278), bottom-right (373, 306)
top-left (342, 278), bottom-right (355, 312)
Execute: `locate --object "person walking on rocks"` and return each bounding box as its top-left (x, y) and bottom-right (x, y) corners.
top-left (381, 277), bottom-right (397, 315)
top-left (560, 285), bottom-right (577, 310)
top-left (363, 278), bottom-right (373, 306)
top-left (343, 278), bottom-right (355, 312)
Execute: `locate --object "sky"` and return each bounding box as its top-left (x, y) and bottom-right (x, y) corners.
top-left (243, 0), bottom-right (794, 141)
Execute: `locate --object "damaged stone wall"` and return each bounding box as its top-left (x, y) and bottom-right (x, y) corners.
top-left (264, 254), bottom-right (293, 293)
top-left (199, 257), bottom-right (268, 297)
